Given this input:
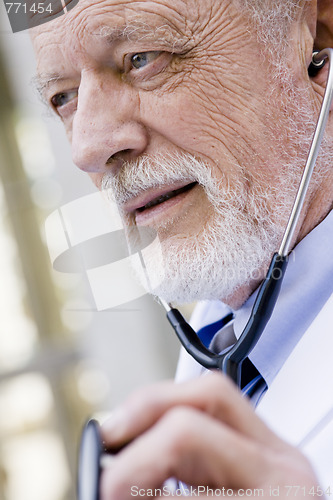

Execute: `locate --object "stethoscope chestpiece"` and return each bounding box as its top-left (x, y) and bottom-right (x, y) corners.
top-left (77, 419), bottom-right (104, 500)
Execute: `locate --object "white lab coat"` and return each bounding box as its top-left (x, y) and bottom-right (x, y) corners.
top-left (257, 294), bottom-right (333, 488)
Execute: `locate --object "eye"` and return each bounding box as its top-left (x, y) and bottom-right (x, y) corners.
top-left (130, 51), bottom-right (161, 70)
top-left (51, 89), bottom-right (78, 109)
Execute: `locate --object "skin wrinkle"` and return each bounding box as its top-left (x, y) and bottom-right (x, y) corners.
top-left (203, 130), bottom-right (239, 170)
top-left (176, 59), bottom-right (259, 146)
top-left (30, 6), bottom-right (333, 497)
top-left (135, 55), bottom-right (187, 92)
top-left (33, 74), bottom-right (63, 101)
top-left (35, 2), bottom-right (246, 106)
top-left (99, 373), bottom-right (317, 499)
top-left (194, 14), bottom-right (247, 57)
top-left (111, 1), bottom-right (195, 42)
top-left (38, 43), bottom-right (186, 103)
top-left (32, 0), bottom-right (333, 307)
top-left (198, 106), bottom-right (265, 178)
top-left (206, 86), bottom-right (258, 132)
top-left (174, 90), bottom-right (250, 173)
top-left (180, 28), bottom-right (265, 137)
top-left (96, 22), bottom-right (189, 48)
top-left (197, 107), bottom-right (250, 161)
top-left (141, 8), bottom-right (245, 94)
top-left (158, 59), bottom-right (192, 94)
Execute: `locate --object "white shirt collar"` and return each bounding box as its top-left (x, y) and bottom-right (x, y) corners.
top-left (234, 210), bottom-right (333, 385)
top-left (186, 210), bottom-right (333, 387)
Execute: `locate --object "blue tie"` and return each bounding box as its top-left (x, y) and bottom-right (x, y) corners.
top-left (196, 313), bottom-right (234, 348)
top-left (196, 315), bottom-right (267, 404)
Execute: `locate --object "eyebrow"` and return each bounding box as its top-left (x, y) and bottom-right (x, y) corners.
top-left (96, 21), bottom-right (188, 48)
top-left (32, 73), bottom-right (68, 101)
top-left (33, 20), bottom-right (190, 100)
top-left (94, 21), bottom-right (192, 64)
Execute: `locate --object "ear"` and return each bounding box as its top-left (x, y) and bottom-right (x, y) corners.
top-left (312, 1), bottom-right (333, 117)
top-left (303, 0), bottom-right (333, 94)
top-left (301, 0), bottom-right (333, 57)
top-left (315, 0), bottom-right (333, 49)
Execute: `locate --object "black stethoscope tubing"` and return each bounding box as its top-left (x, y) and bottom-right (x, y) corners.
top-left (77, 49), bottom-right (333, 500)
top-left (160, 48), bottom-right (333, 387)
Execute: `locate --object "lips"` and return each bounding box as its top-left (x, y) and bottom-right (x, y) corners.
top-left (136, 182), bottom-right (197, 212)
top-left (123, 181), bottom-right (198, 216)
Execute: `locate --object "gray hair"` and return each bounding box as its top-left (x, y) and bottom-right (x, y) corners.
top-left (235, 1), bottom-right (309, 52)
top-left (233, 0), bottom-right (311, 75)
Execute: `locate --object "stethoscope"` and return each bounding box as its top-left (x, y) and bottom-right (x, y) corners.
top-left (77, 48), bottom-right (333, 500)
top-left (160, 47), bottom-right (333, 386)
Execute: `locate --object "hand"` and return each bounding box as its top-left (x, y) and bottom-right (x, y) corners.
top-left (100, 372), bottom-right (318, 499)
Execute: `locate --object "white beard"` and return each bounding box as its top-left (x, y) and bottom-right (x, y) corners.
top-left (102, 152), bottom-right (293, 305)
top-left (101, 74), bottom-right (333, 306)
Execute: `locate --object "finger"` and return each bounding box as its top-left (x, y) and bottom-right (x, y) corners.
top-left (101, 405), bottom-right (277, 500)
top-left (101, 372), bottom-right (284, 451)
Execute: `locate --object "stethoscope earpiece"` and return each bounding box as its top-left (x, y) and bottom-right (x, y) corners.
top-left (77, 47), bottom-right (333, 500)
top-left (162, 48), bottom-right (333, 387)
top-left (308, 50), bottom-right (327, 77)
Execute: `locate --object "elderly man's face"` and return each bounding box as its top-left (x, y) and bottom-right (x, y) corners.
top-left (33, 0), bottom-right (314, 306)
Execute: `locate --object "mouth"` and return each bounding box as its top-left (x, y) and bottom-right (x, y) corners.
top-left (123, 181), bottom-right (199, 224)
top-left (137, 182), bottom-right (197, 212)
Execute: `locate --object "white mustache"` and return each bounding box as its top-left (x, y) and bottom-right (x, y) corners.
top-left (101, 152), bottom-right (216, 206)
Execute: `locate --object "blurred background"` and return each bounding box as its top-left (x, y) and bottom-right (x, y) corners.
top-left (0, 5), bottom-right (187, 499)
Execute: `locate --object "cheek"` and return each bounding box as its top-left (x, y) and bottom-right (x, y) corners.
top-left (139, 78), bottom-right (268, 183)
top-left (63, 114), bottom-right (75, 143)
top-left (139, 88), bottom-right (228, 167)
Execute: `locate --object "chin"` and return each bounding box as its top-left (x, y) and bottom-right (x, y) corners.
top-left (129, 219), bottom-right (280, 308)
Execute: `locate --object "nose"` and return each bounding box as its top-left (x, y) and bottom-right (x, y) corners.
top-left (71, 72), bottom-right (149, 174)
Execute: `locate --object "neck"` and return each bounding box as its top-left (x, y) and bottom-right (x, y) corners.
top-left (225, 174), bottom-right (333, 311)
top-left (296, 179), bottom-right (333, 246)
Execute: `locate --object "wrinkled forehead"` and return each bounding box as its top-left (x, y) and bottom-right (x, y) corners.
top-left (31, 0), bottom-right (199, 50)
top-left (30, 0), bottom-right (222, 92)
